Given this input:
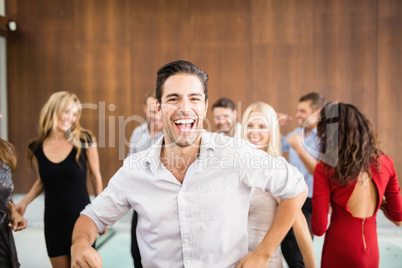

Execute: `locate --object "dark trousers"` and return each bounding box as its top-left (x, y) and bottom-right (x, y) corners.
top-left (281, 197), bottom-right (313, 268)
top-left (131, 210), bottom-right (143, 268)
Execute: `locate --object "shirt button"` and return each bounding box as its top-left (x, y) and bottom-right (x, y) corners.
top-left (184, 239), bottom-right (189, 243)
top-left (182, 216), bottom-right (187, 220)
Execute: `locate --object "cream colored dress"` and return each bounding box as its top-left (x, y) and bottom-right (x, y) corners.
top-left (248, 188), bottom-right (282, 268)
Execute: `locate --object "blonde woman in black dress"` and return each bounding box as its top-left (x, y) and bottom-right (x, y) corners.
top-left (16, 92), bottom-right (103, 268)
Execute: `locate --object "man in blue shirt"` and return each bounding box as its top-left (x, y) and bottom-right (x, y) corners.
top-left (280, 92), bottom-right (326, 268)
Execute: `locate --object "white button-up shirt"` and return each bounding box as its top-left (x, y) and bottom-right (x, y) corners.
top-left (82, 131), bottom-right (305, 268)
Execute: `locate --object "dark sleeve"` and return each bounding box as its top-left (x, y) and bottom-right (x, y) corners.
top-left (80, 131), bottom-right (95, 147)
top-left (311, 162), bottom-right (331, 236)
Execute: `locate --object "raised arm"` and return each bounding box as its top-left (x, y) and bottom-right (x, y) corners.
top-left (71, 215), bottom-right (102, 268)
top-left (237, 185), bottom-right (308, 268)
top-left (86, 146), bottom-right (103, 196)
top-left (286, 133), bottom-right (318, 175)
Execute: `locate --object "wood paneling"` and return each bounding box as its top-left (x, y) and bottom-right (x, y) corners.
top-left (377, 0), bottom-right (402, 181)
top-left (250, 0), bottom-right (314, 135)
top-left (314, 0), bottom-right (378, 125)
top-left (5, 0), bottom-right (402, 192)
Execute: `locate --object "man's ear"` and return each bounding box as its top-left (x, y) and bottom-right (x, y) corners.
top-left (156, 100), bottom-right (161, 112)
top-left (204, 100), bottom-right (209, 116)
top-left (143, 103), bottom-right (147, 113)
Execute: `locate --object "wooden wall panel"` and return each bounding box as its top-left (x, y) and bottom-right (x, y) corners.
top-left (5, 0), bottom-right (402, 192)
top-left (7, 0), bottom-right (76, 192)
top-left (190, 0), bottom-right (251, 131)
top-left (377, 0), bottom-right (402, 182)
top-left (251, 0), bottom-right (314, 135)
top-left (73, 0), bottom-right (133, 182)
top-left (313, 0), bottom-right (378, 124)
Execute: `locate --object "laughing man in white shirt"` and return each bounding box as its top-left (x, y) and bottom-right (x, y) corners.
top-left (71, 60), bottom-right (308, 268)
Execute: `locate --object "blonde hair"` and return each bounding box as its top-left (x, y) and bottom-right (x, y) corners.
top-left (28, 91), bottom-right (94, 168)
top-left (241, 102), bottom-right (282, 157)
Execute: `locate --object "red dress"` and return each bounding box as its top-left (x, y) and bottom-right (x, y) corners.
top-left (312, 155), bottom-right (402, 268)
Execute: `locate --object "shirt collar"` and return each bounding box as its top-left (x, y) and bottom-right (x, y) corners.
top-left (143, 130), bottom-right (215, 171)
top-left (140, 122), bottom-right (149, 134)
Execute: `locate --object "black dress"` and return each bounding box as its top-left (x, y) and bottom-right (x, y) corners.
top-left (35, 145), bottom-right (90, 257)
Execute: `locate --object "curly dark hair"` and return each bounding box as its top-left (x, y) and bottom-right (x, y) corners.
top-left (317, 102), bottom-right (382, 186)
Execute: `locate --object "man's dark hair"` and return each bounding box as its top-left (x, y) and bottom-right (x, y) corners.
top-left (156, 60), bottom-right (209, 105)
top-left (211, 97), bottom-right (236, 111)
top-left (299, 92), bottom-right (326, 111)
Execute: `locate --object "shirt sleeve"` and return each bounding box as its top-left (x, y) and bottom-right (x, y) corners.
top-left (311, 162), bottom-right (331, 236)
top-left (81, 165), bottom-right (132, 232)
top-left (304, 135), bottom-right (320, 159)
top-left (383, 157), bottom-right (402, 222)
top-left (281, 136), bottom-right (290, 153)
top-left (129, 130), bottom-right (137, 156)
top-left (239, 147), bottom-right (306, 200)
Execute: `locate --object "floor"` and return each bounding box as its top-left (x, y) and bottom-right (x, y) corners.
top-left (11, 194), bottom-right (402, 268)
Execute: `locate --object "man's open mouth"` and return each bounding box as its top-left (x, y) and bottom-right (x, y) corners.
top-left (174, 119), bottom-right (195, 133)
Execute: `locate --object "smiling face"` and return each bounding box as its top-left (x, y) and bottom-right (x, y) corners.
top-left (245, 111), bottom-right (270, 150)
top-left (158, 74), bottom-right (208, 147)
top-left (213, 107), bottom-right (237, 137)
top-left (296, 100), bottom-right (320, 130)
top-left (57, 101), bottom-right (79, 132)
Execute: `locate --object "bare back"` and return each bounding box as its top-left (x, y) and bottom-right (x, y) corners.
top-left (347, 172), bottom-right (378, 218)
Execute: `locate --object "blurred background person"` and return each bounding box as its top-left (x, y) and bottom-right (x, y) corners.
top-left (312, 102), bottom-right (402, 268)
top-left (280, 92), bottom-right (325, 268)
top-left (242, 102), bottom-right (316, 268)
top-left (128, 90), bottom-right (163, 268)
top-left (212, 97), bottom-right (241, 138)
top-left (15, 92), bottom-right (103, 268)
top-left (128, 90), bottom-right (163, 155)
top-left (0, 113), bottom-right (27, 268)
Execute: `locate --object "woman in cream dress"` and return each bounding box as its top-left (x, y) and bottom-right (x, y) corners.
top-left (242, 102), bottom-right (316, 268)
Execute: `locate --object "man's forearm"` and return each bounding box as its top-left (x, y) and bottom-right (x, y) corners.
top-left (72, 215), bottom-right (99, 247)
top-left (255, 186), bottom-right (308, 258)
top-left (295, 147), bottom-right (318, 175)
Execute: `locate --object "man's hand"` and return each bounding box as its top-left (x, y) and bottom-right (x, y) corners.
top-left (236, 250), bottom-right (270, 268)
top-left (71, 239), bottom-right (102, 268)
top-left (71, 215), bottom-right (103, 267)
top-left (287, 133), bottom-right (303, 152)
top-left (277, 113), bottom-right (292, 126)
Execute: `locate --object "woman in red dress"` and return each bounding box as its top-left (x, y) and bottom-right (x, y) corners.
top-left (311, 102), bottom-right (402, 268)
